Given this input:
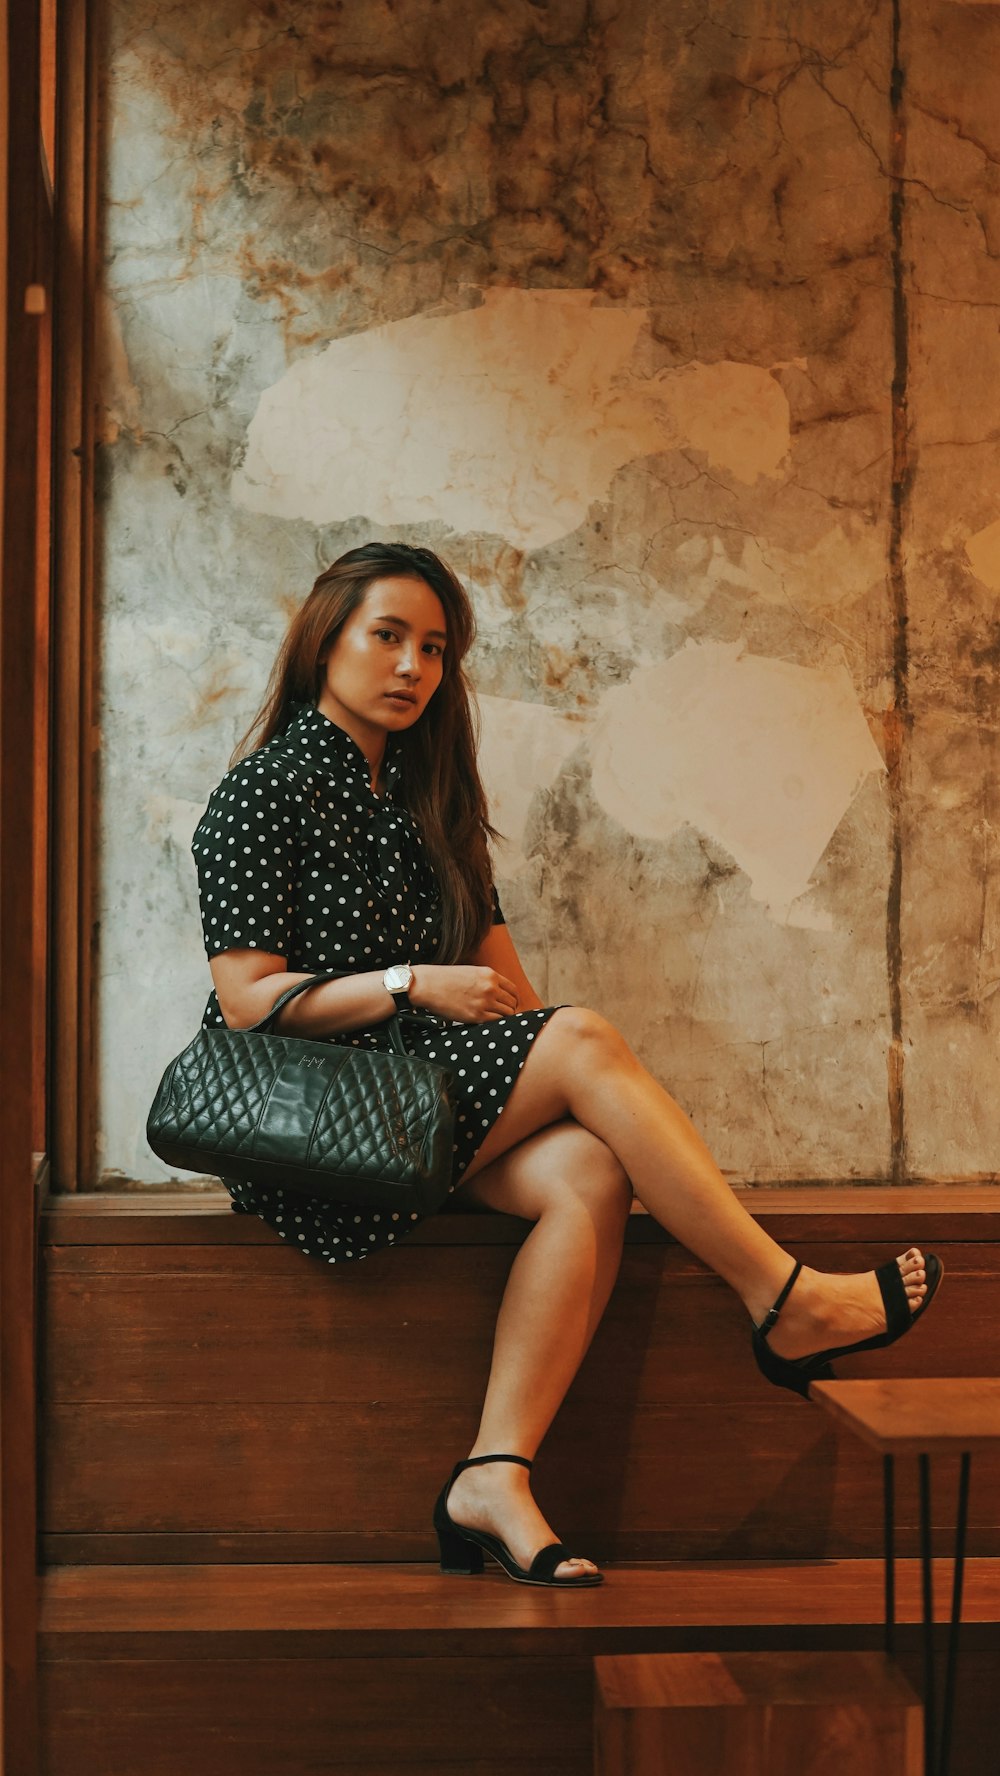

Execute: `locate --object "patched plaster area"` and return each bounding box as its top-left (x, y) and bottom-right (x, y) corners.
top-left (477, 695), bottom-right (587, 875)
top-left (965, 516), bottom-right (1000, 590)
top-left (589, 644), bottom-right (886, 925)
top-left (232, 289), bottom-right (792, 551)
top-left (479, 646), bottom-right (884, 926)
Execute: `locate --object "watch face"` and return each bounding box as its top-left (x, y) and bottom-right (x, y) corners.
top-left (384, 965), bottom-right (411, 991)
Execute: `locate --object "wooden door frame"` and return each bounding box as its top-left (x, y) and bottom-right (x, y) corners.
top-left (1, 0), bottom-right (51, 1764)
top-left (3, 0), bottom-right (103, 1735)
top-left (50, 0), bottom-right (98, 1194)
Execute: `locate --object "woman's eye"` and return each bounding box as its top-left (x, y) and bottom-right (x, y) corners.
top-left (374, 629), bottom-right (397, 642)
top-left (423, 643), bottom-right (443, 657)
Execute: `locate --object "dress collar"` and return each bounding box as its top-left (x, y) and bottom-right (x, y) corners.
top-left (283, 701), bottom-right (403, 798)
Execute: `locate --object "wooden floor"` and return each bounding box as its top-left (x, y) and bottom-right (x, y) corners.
top-left (37, 1185), bottom-right (1000, 1776)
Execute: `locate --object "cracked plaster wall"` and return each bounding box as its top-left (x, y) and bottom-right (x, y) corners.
top-left (96, 0), bottom-right (998, 1188)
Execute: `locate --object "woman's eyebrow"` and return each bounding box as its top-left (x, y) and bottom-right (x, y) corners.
top-left (373, 613), bottom-right (447, 642)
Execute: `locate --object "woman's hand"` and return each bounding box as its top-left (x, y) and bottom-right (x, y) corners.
top-left (409, 964), bottom-right (519, 1022)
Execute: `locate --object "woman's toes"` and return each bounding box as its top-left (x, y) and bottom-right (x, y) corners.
top-left (894, 1249), bottom-right (929, 1313)
top-left (559, 1557), bottom-right (597, 1577)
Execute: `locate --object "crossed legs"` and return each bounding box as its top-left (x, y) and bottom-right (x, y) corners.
top-left (447, 1007), bottom-right (929, 1580)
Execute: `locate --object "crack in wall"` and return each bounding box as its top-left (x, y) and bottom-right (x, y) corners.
top-left (886, 0), bottom-right (911, 1184)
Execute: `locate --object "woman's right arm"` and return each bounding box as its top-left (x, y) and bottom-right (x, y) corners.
top-left (210, 949), bottom-right (398, 1033)
top-left (210, 950), bottom-right (520, 1034)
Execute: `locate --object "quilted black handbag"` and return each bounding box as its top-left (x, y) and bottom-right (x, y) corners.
top-left (146, 971), bottom-right (455, 1214)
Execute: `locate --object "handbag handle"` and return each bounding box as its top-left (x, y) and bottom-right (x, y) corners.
top-left (249, 969), bottom-right (345, 1033)
top-left (248, 968), bottom-right (420, 1057)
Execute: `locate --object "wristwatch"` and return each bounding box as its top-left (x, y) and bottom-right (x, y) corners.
top-left (382, 962), bottom-right (414, 1013)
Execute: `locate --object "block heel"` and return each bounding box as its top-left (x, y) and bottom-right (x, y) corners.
top-left (433, 1507), bottom-right (485, 1574)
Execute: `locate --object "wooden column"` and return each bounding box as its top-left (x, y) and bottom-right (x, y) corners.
top-left (50, 0), bottom-right (98, 1190)
top-left (1, 0), bottom-right (53, 1764)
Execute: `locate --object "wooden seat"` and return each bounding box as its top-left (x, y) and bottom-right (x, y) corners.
top-left (39, 1185), bottom-right (1000, 1566)
top-left (593, 1651), bottom-right (922, 1776)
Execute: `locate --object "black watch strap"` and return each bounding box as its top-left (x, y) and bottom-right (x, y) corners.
top-left (383, 964), bottom-right (414, 1014)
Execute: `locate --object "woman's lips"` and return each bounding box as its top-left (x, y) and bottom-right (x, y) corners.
top-left (385, 691), bottom-right (416, 704)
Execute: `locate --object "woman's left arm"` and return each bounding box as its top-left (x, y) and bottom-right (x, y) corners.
top-left (462, 922), bottom-right (545, 1012)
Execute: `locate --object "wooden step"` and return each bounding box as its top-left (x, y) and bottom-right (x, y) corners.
top-left (38, 1558), bottom-right (1000, 1657)
top-left (40, 1186), bottom-right (1000, 1565)
top-left (593, 1652), bottom-right (923, 1776)
top-left (38, 1559), bottom-right (1000, 1776)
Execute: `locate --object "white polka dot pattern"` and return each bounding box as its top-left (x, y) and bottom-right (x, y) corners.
top-left (191, 702), bottom-right (562, 1266)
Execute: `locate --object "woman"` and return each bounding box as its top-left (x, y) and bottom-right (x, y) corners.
top-left (192, 541), bottom-right (942, 1590)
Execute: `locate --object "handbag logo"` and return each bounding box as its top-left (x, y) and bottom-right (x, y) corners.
top-left (299, 1056), bottom-right (325, 1070)
top-left (384, 1082), bottom-right (413, 1160)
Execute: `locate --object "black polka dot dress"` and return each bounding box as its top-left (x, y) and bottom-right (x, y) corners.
top-left (191, 701), bottom-right (562, 1265)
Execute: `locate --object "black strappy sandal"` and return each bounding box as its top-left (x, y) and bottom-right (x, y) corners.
top-left (433, 1453), bottom-right (604, 1587)
top-left (752, 1252), bottom-right (944, 1399)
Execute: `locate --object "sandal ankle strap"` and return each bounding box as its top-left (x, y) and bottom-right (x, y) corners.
top-left (451, 1452), bottom-right (533, 1478)
top-left (756, 1259), bottom-right (803, 1338)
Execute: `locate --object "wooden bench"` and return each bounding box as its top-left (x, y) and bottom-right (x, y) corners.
top-left (40, 1185), bottom-right (1000, 1565)
top-left (37, 1184), bottom-right (1000, 1775)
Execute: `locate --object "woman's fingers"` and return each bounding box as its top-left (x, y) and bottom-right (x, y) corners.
top-left (496, 971), bottom-right (518, 1012)
top-left (487, 991), bottom-right (519, 1019)
top-left (495, 975), bottom-right (518, 1015)
top-left (475, 968), bottom-right (517, 1019)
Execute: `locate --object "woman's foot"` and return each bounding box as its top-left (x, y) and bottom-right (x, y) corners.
top-left (752, 1248), bottom-right (929, 1362)
top-left (445, 1456), bottom-right (599, 1582)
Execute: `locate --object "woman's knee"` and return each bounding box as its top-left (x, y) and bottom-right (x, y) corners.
top-left (545, 1124), bottom-right (633, 1224)
top-left (545, 1005), bottom-right (636, 1072)
top-left (466, 1120), bottom-right (631, 1226)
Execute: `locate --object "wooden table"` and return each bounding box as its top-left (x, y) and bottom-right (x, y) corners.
top-left (811, 1378), bottom-right (1000, 1776)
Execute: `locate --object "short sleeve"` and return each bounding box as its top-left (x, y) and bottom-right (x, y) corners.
top-left (491, 883), bottom-right (506, 925)
top-left (191, 759), bottom-right (301, 957)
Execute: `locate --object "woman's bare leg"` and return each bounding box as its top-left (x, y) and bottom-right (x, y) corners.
top-left (461, 1011), bottom-right (929, 1361)
top-left (447, 1120), bottom-right (632, 1578)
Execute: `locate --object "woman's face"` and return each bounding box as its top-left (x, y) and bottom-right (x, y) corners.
top-left (317, 575), bottom-right (448, 747)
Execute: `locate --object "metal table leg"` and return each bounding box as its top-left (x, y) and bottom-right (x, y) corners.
top-left (883, 1453), bottom-right (895, 1657)
top-left (938, 1453), bottom-right (972, 1776)
top-left (919, 1453), bottom-right (936, 1776)
top-left (913, 1451), bottom-right (973, 1776)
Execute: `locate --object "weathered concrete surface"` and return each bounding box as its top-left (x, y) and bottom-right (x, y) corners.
top-left (96, 0), bottom-right (992, 1187)
top-left (899, 1), bottom-right (1000, 1176)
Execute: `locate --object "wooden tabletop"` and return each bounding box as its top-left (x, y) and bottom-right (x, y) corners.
top-left (811, 1379), bottom-right (1000, 1454)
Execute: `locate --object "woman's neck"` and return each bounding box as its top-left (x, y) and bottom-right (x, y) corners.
top-left (314, 696), bottom-right (386, 788)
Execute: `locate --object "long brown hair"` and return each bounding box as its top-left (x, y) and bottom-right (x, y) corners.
top-left (233, 542), bottom-right (500, 963)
